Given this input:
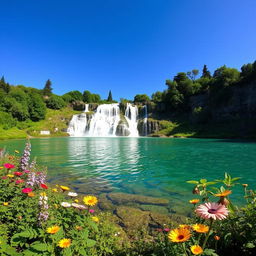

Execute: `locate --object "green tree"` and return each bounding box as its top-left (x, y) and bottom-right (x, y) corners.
top-left (42, 79), bottom-right (53, 96)
top-left (187, 69), bottom-right (199, 81)
top-left (201, 65), bottom-right (211, 78)
top-left (134, 94), bottom-right (150, 104)
top-left (151, 91), bottom-right (163, 103)
top-left (107, 90), bottom-right (113, 102)
top-left (91, 93), bottom-right (101, 103)
top-left (28, 93), bottom-right (46, 121)
top-left (62, 91), bottom-right (83, 102)
top-left (46, 95), bottom-right (66, 109)
top-left (83, 90), bottom-right (92, 103)
top-left (0, 76), bottom-right (10, 93)
top-left (213, 66), bottom-right (240, 87)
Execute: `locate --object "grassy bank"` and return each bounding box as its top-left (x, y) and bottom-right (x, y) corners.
top-left (0, 108), bottom-right (80, 140)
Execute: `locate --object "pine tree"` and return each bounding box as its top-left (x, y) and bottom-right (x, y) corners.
top-left (42, 79), bottom-right (52, 96)
top-left (201, 65), bottom-right (211, 78)
top-left (107, 90), bottom-right (113, 102)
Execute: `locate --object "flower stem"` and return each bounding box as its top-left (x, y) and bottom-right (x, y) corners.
top-left (202, 218), bottom-right (214, 250)
top-left (182, 243), bottom-right (188, 256)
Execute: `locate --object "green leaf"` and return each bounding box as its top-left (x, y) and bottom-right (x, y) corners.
top-left (200, 179), bottom-right (207, 184)
top-left (186, 180), bottom-right (199, 184)
top-left (30, 242), bottom-right (48, 252)
top-left (86, 239), bottom-right (96, 247)
top-left (245, 242), bottom-right (255, 248)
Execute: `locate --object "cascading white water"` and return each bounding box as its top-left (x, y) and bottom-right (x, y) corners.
top-left (142, 105), bottom-right (148, 136)
top-left (87, 104), bottom-right (120, 137)
top-left (67, 113), bottom-right (87, 137)
top-left (124, 103), bottom-right (139, 137)
top-left (84, 104), bottom-right (89, 112)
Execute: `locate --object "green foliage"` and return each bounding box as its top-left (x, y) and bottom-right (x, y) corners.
top-left (0, 111), bottom-right (17, 129)
top-left (62, 91), bottom-right (83, 102)
top-left (28, 93), bottom-right (47, 121)
top-left (46, 95), bottom-right (66, 110)
top-left (83, 90), bottom-right (101, 103)
top-left (107, 90), bottom-right (113, 102)
top-left (151, 91), bottom-right (163, 103)
top-left (134, 94), bottom-right (150, 104)
top-left (42, 79), bottom-right (53, 96)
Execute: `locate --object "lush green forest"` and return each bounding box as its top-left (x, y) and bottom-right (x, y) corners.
top-left (1, 60), bottom-right (256, 139)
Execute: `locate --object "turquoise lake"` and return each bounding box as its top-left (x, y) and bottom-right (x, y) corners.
top-left (0, 137), bottom-right (255, 214)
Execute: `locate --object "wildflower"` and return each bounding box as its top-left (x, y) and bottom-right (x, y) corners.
top-left (15, 150), bottom-right (19, 154)
top-left (47, 226), bottom-right (60, 234)
top-left (60, 185), bottom-right (70, 191)
top-left (61, 202), bottom-right (71, 208)
top-left (74, 199), bottom-right (79, 203)
top-left (22, 188), bottom-right (33, 194)
top-left (214, 235), bottom-right (220, 241)
top-left (15, 179), bottom-right (24, 184)
top-left (214, 190), bottom-right (232, 197)
top-left (18, 142), bottom-right (31, 172)
top-left (40, 192), bottom-right (47, 197)
top-left (58, 238), bottom-right (71, 248)
top-left (163, 228), bottom-right (170, 232)
top-left (4, 163), bottom-right (15, 169)
top-left (76, 226), bottom-right (83, 231)
top-left (179, 224), bottom-right (191, 230)
top-left (40, 184), bottom-right (48, 189)
top-left (24, 170), bottom-right (30, 173)
top-left (192, 224), bottom-right (209, 233)
top-left (92, 216), bottom-right (99, 223)
top-left (89, 209), bottom-right (95, 213)
top-left (1, 176), bottom-right (7, 179)
top-left (38, 212), bottom-right (49, 223)
top-left (68, 192), bottom-right (78, 197)
top-left (28, 192), bottom-right (35, 197)
top-left (7, 174), bottom-right (14, 178)
top-left (168, 228), bottom-right (191, 243)
top-left (190, 245), bottom-right (203, 255)
top-left (196, 202), bottom-right (229, 220)
top-left (3, 202), bottom-right (9, 206)
top-left (189, 199), bottom-right (200, 204)
top-left (0, 166), bottom-right (3, 169)
top-left (52, 188), bottom-right (58, 192)
top-left (71, 203), bottom-right (86, 210)
top-left (14, 172), bottom-right (23, 176)
top-left (83, 195), bottom-right (98, 206)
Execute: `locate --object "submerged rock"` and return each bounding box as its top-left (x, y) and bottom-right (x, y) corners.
top-left (107, 192), bottom-right (169, 206)
top-left (138, 204), bottom-right (169, 215)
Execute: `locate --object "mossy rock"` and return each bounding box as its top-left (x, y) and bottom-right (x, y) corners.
top-left (107, 193), bottom-right (169, 206)
top-left (115, 206), bottom-right (150, 231)
top-left (138, 204), bottom-right (169, 215)
top-left (98, 194), bottom-right (116, 211)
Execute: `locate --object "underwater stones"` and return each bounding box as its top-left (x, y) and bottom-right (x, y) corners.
top-left (107, 193), bottom-right (169, 206)
top-left (115, 206), bottom-right (150, 231)
top-left (98, 194), bottom-right (116, 211)
top-left (138, 204), bottom-right (169, 215)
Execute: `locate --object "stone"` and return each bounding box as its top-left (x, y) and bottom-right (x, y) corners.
top-left (138, 204), bottom-right (169, 214)
top-left (107, 193), bottom-right (169, 206)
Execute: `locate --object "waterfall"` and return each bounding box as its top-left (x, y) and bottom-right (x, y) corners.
top-left (84, 104), bottom-right (89, 112)
top-left (87, 104), bottom-right (120, 137)
top-left (67, 113), bottom-right (87, 137)
top-left (124, 103), bottom-right (139, 137)
top-left (142, 105), bottom-right (148, 136)
top-left (68, 103), bottom-right (141, 137)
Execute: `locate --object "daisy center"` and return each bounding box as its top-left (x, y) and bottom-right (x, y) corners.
top-left (208, 208), bottom-right (217, 214)
top-left (178, 235), bottom-right (184, 240)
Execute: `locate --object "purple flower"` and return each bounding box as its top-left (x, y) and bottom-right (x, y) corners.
top-left (18, 142), bottom-right (31, 172)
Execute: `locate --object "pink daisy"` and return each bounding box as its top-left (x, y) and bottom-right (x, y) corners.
top-left (196, 202), bottom-right (229, 220)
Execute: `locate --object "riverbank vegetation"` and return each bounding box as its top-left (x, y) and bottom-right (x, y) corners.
top-left (1, 59), bottom-right (256, 139)
top-left (1, 142), bottom-right (256, 255)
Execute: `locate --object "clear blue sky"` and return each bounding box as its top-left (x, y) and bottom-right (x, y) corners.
top-left (1, 0), bottom-right (255, 100)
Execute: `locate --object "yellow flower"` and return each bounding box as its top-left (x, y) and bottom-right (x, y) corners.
top-left (3, 202), bottom-right (9, 206)
top-left (74, 199), bottom-right (79, 203)
top-left (92, 216), bottom-right (99, 223)
top-left (60, 185), bottom-right (70, 191)
top-left (189, 199), bottom-right (200, 204)
top-left (28, 192), bottom-right (35, 197)
top-left (190, 245), bottom-right (203, 255)
top-left (40, 192), bottom-right (47, 197)
top-left (52, 188), bottom-right (58, 192)
top-left (58, 238), bottom-right (71, 248)
top-left (47, 225), bottom-right (60, 234)
top-left (7, 174), bottom-right (14, 178)
top-left (214, 190), bottom-right (232, 197)
top-left (15, 150), bottom-right (19, 154)
top-left (83, 195), bottom-right (98, 206)
top-left (168, 228), bottom-right (191, 243)
top-left (0, 167), bottom-right (3, 169)
top-left (179, 224), bottom-right (191, 230)
top-left (75, 226), bottom-right (83, 231)
top-left (192, 224), bottom-right (209, 233)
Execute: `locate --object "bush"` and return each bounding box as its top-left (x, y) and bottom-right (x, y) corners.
top-left (0, 111), bottom-right (17, 129)
top-left (46, 95), bottom-right (66, 110)
top-left (28, 93), bottom-right (47, 121)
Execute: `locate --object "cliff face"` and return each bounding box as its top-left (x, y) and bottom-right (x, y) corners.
top-left (189, 81), bottom-right (256, 121)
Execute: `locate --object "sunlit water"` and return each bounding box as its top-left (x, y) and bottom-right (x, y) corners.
top-left (1, 137), bottom-right (255, 213)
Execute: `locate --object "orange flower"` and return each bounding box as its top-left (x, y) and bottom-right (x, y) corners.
top-left (242, 184), bottom-right (248, 187)
top-left (179, 224), bottom-right (191, 230)
top-left (192, 224), bottom-right (209, 233)
top-left (214, 190), bottom-right (232, 197)
top-left (28, 192), bottom-right (35, 197)
top-left (189, 199), bottom-right (200, 204)
top-left (58, 238), bottom-right (71, 248)
top-left (168, 228), bottom-right (191, 243)
top-left (214, 235), bottom-right (220, 241)
top-left (47, 226), bottom-right (60, 234)
top-left (191, 245), bottom-right (203, 255)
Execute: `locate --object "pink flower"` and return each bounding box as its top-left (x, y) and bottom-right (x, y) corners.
top-left (1, 176), bottom-right (7, 180)
top-left (40, 184), bottom-right (48, 189)
top-left (163, 228), bottom-right (170, 232)
top-left (14, 172), bottom-right (23, 176)
top-left (196, 202), bottom-right (229, 220)
top-left (4, 163), bottom-right (15, 169)
top-left (24, 170), bottom-right (30, 173)
top-left (16, 179), bottom-right (24, 184)
top-left (22, 188), bottom-right (33, 194)
top-left (89, 209), bottom-right (95, 213)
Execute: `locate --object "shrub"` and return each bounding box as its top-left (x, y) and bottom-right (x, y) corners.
top-left (46, 95), bottom-right (66, 110)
